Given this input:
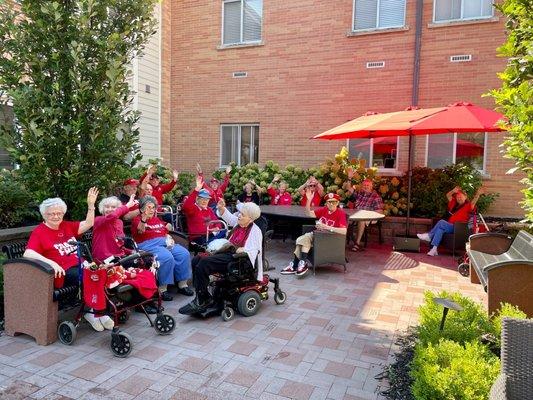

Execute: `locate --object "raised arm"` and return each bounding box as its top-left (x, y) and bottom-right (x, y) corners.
top-left (446, 186), bottom-right (461, 202)
top-left (78, 187), bottom-right (99, 234)
top-left (220, 165), bottom-right (231, 192)
top-left (159, 169), bottom-right (178, 194)
top-left (304, 188), bottom-right (316, 218)
top-left (470, 186), bottom-right (485, 209)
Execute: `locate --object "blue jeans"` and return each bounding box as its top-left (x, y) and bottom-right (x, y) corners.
top-left (429, 220), bottom-right (455, 247)
top-left (138, 237), bottom-right (191, 286)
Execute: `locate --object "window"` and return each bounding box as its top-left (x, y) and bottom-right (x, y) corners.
top-left (220, 124), bottom-right (259, 166)
top-left (353, 0), bottom-right (406, 31)
top-left (222, 0), bottom-right (262, 46)
top-left (426, 132), bottom-right (486, 171)
top-left (434, 0), bottom-right (493, 22)
top-left (348, 136), bottom-right (399, 169)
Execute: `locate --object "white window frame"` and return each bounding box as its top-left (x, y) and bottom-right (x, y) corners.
top-left (221, 0), bottom-right (262, 46)
top-left (220, 124), bottom-right (260, 167)
top-left (346, 137), bottom-right (400, 172)
top-left (352, 0), bottom-right (407, 32)
top-left (424, 133), bottom-right (488, 173)
top-left (432, 0), bottom-right (494, 23)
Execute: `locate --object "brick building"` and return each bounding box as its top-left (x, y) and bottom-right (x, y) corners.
top-left (159, 0), bottom-right (525, 218)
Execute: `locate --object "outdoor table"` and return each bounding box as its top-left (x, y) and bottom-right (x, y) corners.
top-left (347, 210), bottom-right (386, 247)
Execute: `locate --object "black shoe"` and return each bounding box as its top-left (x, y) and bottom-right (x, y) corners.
top-left (178, 297), bottom-right (213, 315)
top-left (135, 304), bottom-right (158, 314)
top-left (160, 291), bottom-right (173, 301)
top-left (177, 286), bottom-right (195, 296)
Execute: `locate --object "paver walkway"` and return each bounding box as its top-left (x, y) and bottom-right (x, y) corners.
top-left (0, 240), bottom-right (486, 400)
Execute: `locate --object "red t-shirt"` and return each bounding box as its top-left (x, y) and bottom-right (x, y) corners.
top-left (314, 207), bottom-right (347, 228)
top-left (300, 191), bottom-right (322, 207)
top-left (26, 221), bottom-right (81, 270)
top-left (131, 215), bottom-right (168, 243)
top-left (267, 188), bottom-right (292, 205)
top-left (447, 199), bottom-right (473, 224)
top-left (92, 205), bottom-right (129, 262)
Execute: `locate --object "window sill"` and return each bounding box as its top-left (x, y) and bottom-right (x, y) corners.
top-left (347, 26), bottom-right (409, 37)
top-left (376, 169), bottom-right (401, 176)
top-left (217, 41), bottom-right (264, 50)
top-left (428, 16), bottom-right (499, 29)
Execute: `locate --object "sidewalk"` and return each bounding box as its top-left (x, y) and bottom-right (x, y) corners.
top-left (0, 240), bottom-right (486, 400)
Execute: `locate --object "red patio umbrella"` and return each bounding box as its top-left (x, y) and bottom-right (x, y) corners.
top-left (312, 102), bottom-right (507, 244)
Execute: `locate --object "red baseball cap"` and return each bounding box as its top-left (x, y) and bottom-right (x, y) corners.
top-left (324, 193), bottom-right (340, 201)
top-left (123, 178), bottom-right (139, 186)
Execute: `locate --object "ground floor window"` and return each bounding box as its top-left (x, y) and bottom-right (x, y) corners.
top-left (220, 124), bottom-right (259, 167)
top-left (348, 136), bottom-right (399, 169)
top-left (426, 132), bottom-right (486, 172)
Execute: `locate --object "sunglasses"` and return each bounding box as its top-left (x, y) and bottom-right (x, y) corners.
top-left (308, 184), bottom-right (316, 187)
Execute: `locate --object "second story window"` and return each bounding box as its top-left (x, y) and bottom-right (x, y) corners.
top-left (353, 0), bottom-right (406, 31)
top-left (223, 0), bottom-right (262, 46)
top-left (434, 0), bottom-right (493, 23)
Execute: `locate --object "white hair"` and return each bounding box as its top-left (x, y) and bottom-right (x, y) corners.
top-left (239, 202), bottom-right (261, 221)
top-left (98, 196), bottom-right (122, 214)
top-left (39, 198), bottom-right (67, 218)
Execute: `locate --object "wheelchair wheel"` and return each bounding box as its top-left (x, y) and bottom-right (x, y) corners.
top-left (274, 291), bottom-right (287, 305)
top-left (237, 291), bottom-right (261, 317)
top-left (58, 321), bottom-right (77, 345)
top-left (458, 263), bottom-right (470, 277)
top-left (154, 314), bottom-right (176, 335)
top-left (118, 310), bottom-right (130, 324)
top-left (221, 307), bottom-right (235, 322)
top-left (110, 331), bottom-right (133, 358)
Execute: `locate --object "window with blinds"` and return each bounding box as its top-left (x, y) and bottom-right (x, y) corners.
top-left (223, 0), bottom-right (262, 45)
top-left (434, 0), bottom-right (493, 22)
top-left (353, 0), bottom-right (406, 31)
top-left (220, 124), bottom-right (260, 166)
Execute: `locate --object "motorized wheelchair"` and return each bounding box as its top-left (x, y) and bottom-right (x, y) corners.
top-left (57, 238), bottom-right (176, 358)
top-left (189, 216), bottom-right (287, 321)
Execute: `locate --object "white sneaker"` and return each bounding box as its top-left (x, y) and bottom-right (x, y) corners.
top-left (417, 233), bottom-right (431, 242)
top-left (427, 246), bottom-right (438, 257)
top-left (98, 315), bottom-right (115, 330)
top-left (280, 262), bottom-right (296, 275)
top-left (84, 313), bottom-right (104, 332)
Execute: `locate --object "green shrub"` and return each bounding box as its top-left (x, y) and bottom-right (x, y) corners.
top-left (411, 339), bottom-right (500, 400)
top-left (0, 169), bottom-right (40, 229)
top-left (488, 303), bottom-right (527, 349)
top-left (417, 291), bottom-right (492, 346)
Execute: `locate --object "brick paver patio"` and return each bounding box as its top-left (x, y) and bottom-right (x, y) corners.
top-left (0, 240), bottom-right (486, 400)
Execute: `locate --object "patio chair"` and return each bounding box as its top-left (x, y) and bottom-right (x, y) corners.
top-left (489, 318), bottom-right (533, 400)
top-left (302, 225), bottom-right (347, 274)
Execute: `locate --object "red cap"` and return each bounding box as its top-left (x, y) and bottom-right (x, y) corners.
top-left (123, 178), bottom-right (139, 186)
top-left (324, 193), bottom-right (340, 201)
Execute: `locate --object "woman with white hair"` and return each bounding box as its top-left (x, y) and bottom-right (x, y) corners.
top-left (179, 199), bottom-right (263, 315)
top-left (23, 188), bottom-right (113, 331)
top-left (92, 195), bottom-right (137, 262)
top-left (131, 196), bottom-right (193, 300)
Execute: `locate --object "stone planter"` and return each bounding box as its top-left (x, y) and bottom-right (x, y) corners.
top-left (369, 216), bottom-right (433, 244)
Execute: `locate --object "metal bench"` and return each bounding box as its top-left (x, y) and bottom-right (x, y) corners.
top-left (1, 230), bottom-right (92, 345)
top-left (467, 230), bottom-right (533, 317)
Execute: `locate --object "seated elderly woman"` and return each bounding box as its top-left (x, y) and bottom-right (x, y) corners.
top-left (92, 195), bottom-right (158, 314)
top-left (267, 175), bottom-right (292, 205)
top-left (237, 180), bottom-right (262, 205)
top-left (417, 185), bottom-right (484, 256)
top-left (178, 200), bottom-right (263, 315)
top-left (22, 188), bottom-right (115, 332)
top-left (182, 176), bottom-right (226, 245)
top-left (297, 176), bottom-right (324, 207)
top-left (131, 196), bottom-right (193, 299)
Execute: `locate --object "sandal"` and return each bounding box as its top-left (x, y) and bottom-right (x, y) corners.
top-left (350, 244), bottom-right (364, 252)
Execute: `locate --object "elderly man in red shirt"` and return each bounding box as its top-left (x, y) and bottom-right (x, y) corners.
top-left (417, 186), bottom-right (484, 256)
top-left (139, 164), bottom-right (179, 206)
top-left (182, 176), bottom-right (225, 245)
top-left (267, 175), bottom-right (292, 205)
top-left (196, 163), bottom-right (231, 209)
top-left (281, 190), bottom-right (347, 277)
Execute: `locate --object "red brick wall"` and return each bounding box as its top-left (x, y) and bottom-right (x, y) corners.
top-left (166, 0), bottom-right (526, 218)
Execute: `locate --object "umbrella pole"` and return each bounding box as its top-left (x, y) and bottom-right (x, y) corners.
top-left (405, 132), bottom-right (413, 237)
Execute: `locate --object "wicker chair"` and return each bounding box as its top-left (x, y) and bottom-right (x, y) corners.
top-left (489, 318), bottom-right (533, 400)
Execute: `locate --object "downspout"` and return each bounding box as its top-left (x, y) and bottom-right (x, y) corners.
top-left (405, 0), bottom-right (424, 237)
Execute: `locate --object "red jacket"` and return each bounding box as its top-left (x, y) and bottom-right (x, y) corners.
top-left (139, 172), bottom-right (176, 205)
top-left (267, 188), bottom-right (292, 205)
top-left (200, 173), bottom-right (229, 206)
top-left (182, 189), bottom-right (221, 239)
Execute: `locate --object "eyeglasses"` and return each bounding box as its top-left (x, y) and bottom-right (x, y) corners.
top-left (308, 184), bottom-right (316, 187)
top-left (326, 201), bottom-right (339, 205)
top-left (45, 211), bottom-right (64, 217)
